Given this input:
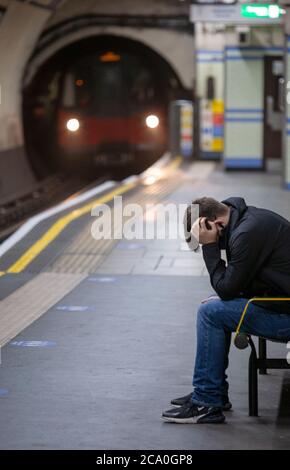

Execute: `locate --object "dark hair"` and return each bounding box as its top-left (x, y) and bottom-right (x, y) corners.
top-left (184, 197), bottom-right (228, 238)
top-left (192, 197), bottom-right (228, 220)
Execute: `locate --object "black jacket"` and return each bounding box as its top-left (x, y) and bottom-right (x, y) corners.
top-left (202, 197), bottom-right (290, 314)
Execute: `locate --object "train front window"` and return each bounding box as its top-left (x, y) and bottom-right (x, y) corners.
top-left (130, 68), bottom-right (155, 104)
top-left (94, 62), bottom-right (127, 116)
top-left (62, 73), bottom-right (76, 108)
top-left (62, 52), bottom-right (161, 116)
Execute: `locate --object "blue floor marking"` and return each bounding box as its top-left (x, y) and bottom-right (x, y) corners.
top-left (117, 243), bottom-right (145, 250)
top-left (56, 305), bottom-right (89, 312)
top-left (10, 341), bottom-right (56, 348)
top-left (87, 276), bottom-right (117, 283)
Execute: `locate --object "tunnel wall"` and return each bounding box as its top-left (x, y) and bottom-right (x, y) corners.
top-left (223, 26), bottom-right (283, 170)
top-left (0, 1), bottom-right (50, 200)
top-left (36, 0), bottom-right (193, 90)
top-left (45, 0), bottom-right (190, 27)
top-left (25, 25), bottom-right (194, 91)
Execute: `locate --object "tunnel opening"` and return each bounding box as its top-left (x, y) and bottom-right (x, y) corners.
top-left (23, 34), bottom-right (188, 181)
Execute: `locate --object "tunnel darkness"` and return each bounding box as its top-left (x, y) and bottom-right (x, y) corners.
top-left (23, 35), bottom-right (188, 181)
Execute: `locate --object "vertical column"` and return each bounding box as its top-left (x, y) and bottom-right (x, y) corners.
top-left (224, 26), bottom-right (284, 171)
top-left (224, 27), bottom-right (264, 169)
top-left (195, 23), bottom-right (225, 160)
top-left (180, 102), bottom-right (194, 158)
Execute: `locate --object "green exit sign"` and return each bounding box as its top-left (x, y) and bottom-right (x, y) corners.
top-left (241, 4), bottom-right (283, 19)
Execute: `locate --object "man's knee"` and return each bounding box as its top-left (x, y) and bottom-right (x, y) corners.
top-left (197, 299), bottom-right (223, 326)
top-left (197, 298), bottom-right (247, 332)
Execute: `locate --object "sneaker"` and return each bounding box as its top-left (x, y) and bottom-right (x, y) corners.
top-left (171, 392), bottom-right (232, 411)
top-left (162, 402), bottom-right (225, 424)
top-left (222, 400), bottom-right (232, 412)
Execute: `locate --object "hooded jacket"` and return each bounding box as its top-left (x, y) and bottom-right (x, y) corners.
top-left (202, 197), bottom-right (290, 314)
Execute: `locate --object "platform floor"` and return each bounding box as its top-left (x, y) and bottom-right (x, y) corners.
top-left (0, 160), bottom-right (290, 450)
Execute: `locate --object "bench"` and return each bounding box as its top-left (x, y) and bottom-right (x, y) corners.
top-left (234, 298), bottom-right (290, 417)
top-left (248, 336), bottom-right (290, 416)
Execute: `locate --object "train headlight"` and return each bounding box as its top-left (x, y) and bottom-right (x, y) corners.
top-left (146, 115), bottom-right (159, 129)
top-left (66, 118), bottom-right (80, 132)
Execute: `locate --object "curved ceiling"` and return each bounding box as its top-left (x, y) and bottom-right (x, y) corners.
top-left (45, 0), bottom-right (190, 28)
top-left (23, 0), bottom-right (193, 89)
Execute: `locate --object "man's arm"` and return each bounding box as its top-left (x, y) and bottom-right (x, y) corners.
top-left (202, 231), bottom-right (264, 300)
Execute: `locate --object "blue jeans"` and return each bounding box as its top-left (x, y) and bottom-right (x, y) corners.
top-left (191, 298), bottom-right (290, 408)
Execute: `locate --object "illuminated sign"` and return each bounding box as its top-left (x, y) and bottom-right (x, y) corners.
top-left (190, 3), bottom-right (283, 23)
top-left (241, 4), bottom-right (283, 19)
top-left (100, 52), bottom-right (121, 63)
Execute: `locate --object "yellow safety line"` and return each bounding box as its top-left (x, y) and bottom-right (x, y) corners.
top-left (0, 271), bottom-right (5, 277)
top-left (7, 181), bottom-right (136, 274)
top-left (5, 156), bottom-right (182, 275)
top-left (235, 297), bottom-right (290, 340)
top-left (168, 155), bottom-right (182, 171)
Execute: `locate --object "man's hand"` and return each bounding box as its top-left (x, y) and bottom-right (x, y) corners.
top-left (199, 217), bottom-right (218, 244)
top-left (191, 217), bottom-right (219, 245)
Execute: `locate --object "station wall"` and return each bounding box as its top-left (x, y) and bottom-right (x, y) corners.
top-left (223, 26), bottom-right (283, 170)
top-left (194, 24), bottom-right (225, 160)
top-left (0, 1), bottom-right (50, 199)
top-left (195, 22), bottom-right (287, 176)
top-left (195, 23), bottom-right (225, 101)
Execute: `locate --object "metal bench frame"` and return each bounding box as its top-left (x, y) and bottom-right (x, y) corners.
top-left (248, 337), bottom-right (290, 416)
top-left (233, 297), bottom-right (290, 417)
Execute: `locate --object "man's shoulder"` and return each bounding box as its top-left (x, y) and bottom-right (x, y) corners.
top-left (236, 208), bottom-right (262, 230)
top-left (230, 210), bottom-right (265, 242)
top-left (247, 205), bottom-right (290, 222)
top-left (230, 205), bottom-right (290, 244)
top-left (239, 205), bottom-right (288, 229)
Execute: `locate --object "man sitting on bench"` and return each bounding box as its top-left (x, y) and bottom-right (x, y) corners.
top-left (162, 197), bottom-right (290, 424)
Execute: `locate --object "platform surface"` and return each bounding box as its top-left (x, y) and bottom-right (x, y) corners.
top-left (0, 160), bottom-right (290, 450)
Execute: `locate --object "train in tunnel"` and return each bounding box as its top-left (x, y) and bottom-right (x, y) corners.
top-left (23, 36), bottom-right (188, 179)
